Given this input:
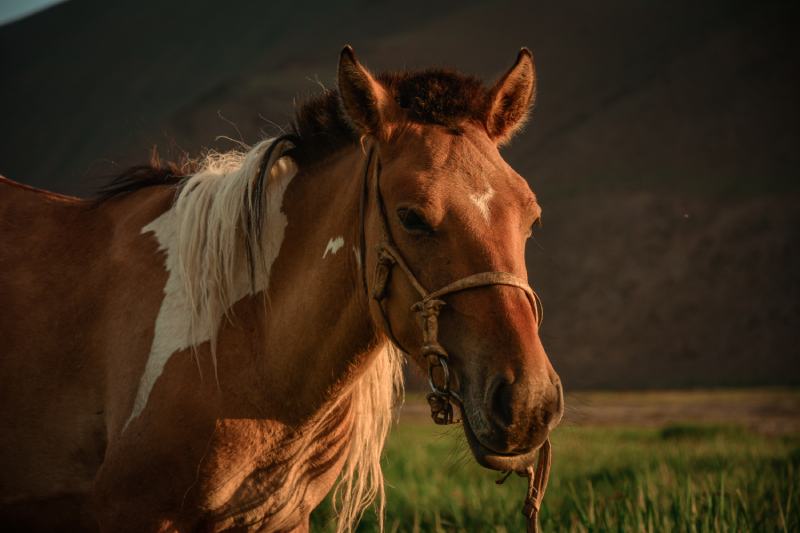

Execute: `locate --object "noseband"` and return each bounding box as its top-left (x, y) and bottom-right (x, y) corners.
top-left (373, 240), bottom-right (543, 424)
top-left (357, 141), bottom-right (551, 532)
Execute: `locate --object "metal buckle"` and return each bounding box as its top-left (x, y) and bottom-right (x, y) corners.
top-left (427, 355), bottom-right (450, 395)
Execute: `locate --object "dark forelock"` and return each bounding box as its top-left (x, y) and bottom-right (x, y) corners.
top-left (290, 68), bottom-right (491, 164)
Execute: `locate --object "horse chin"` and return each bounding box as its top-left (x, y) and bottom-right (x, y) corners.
top-left (458, 404), bottom-right (547, 472)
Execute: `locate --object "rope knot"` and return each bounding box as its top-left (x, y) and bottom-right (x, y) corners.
top-left (372, 245), bottom-right (396, 300)
top-left (411, 298), bottom-right (446, 319)
top-left (412, 298), bottom-right (446, 350)
top-left (426, 392), bottom-right (455, 425)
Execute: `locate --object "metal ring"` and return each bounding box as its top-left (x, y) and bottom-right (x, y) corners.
top-left (427, 356), bottom-right (450, 395)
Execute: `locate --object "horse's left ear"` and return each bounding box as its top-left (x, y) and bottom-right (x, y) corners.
top-left (486, 48), bottom-right (537, 145)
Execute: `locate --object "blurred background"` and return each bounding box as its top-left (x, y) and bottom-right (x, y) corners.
top-left (2, 1), bottom-right (799, 530)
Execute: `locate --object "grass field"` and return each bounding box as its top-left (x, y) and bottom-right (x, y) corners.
top-left (311, 391), bottom-right (799, 532)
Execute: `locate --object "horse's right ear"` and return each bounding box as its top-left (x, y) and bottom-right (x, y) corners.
top-left (337, 45), bottom-right (396, 138)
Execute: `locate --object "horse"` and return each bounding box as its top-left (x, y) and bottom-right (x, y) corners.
top-left (0, 45), bottom-right (563, 532)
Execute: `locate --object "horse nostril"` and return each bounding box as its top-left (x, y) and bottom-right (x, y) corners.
top-left (488, 374), bottom-right (515, 428)
top-left (540, 404), bottom-right (554, 427)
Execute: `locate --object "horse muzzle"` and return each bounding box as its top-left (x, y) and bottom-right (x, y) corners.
top-left (461, 375), bottom-right (563, 471)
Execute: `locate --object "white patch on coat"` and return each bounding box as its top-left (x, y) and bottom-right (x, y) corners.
top-left (322, 236), bottom-right (344, 258)
top-left (469, 186), bottom-right (495, 222)
top-left (126, 208), bottom-right (191, 432)
top-left (124, 144), bottom-right (297, 432)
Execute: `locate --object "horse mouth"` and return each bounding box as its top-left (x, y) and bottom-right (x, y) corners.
top-left (458, 404), bottom-right (547, 472)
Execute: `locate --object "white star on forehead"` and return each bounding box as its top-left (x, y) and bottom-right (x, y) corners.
top-left (469, 185), bottom-right (495, 222)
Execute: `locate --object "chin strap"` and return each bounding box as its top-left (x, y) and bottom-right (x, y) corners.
top-left (358, 140), bottom-right (551, 531)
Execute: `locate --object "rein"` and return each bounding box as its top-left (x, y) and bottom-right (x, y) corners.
top-left (356, 142), bottom-right (552, 532)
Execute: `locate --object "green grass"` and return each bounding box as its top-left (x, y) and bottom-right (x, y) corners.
top-left (311, 421), bottom-right (799, 532)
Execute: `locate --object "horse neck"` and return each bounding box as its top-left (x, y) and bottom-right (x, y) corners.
top-left (214, 146), bottom-right (383, 424)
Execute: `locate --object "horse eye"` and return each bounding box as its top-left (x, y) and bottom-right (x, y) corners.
top-left (397, 207), bottom-right (432, 234)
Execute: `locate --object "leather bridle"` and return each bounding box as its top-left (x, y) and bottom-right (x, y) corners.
top-left (356, 141), bottom-right (552, 532)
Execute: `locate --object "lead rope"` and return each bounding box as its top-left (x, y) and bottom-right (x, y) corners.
top-left (496, 439), bottom-right (552, 532)
top-left (358, 141), bottom-right (552, 531)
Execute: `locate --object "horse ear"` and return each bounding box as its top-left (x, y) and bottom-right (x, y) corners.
top-left (486, 48), bottom-right (537, 145)
top-left (337, 45), bottom-right (396, 138)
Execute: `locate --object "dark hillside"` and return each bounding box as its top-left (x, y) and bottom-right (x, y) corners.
top-left (2, 0), bottom-right (798, 388)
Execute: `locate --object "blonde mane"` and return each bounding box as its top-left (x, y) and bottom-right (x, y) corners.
top-left (174, 137), bottom-right (293, 369)
top-left (170, 137), bottom-right (402, 532)
top-left (332, 343), bottom-right (403, 533)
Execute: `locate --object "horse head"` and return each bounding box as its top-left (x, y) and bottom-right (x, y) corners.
top-left (338, 46), bottom-right (563, 473)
